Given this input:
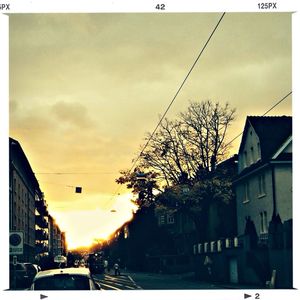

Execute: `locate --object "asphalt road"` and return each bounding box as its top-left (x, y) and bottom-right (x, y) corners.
top-left (94, 270), bottom-right (262, 290)
top-left (123, 271), bottom-right (218, 290)
top-left (94, 271), bottom-right (219, 290)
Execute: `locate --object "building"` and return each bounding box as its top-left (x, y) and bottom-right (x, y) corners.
top-left (9, 138), bottom-right (37, 262)
top-left (232, 116), bottom-right (292, 288)
top-left (9, 137), bottom-right (67, 265)
top-left (35, 190), bottom-right (49, 259)
top-left (61, 232), bottom-right (67, 256)
top-left (48, 214), bottom-right (55, 257)
top-left (192, 116), bottom-right (292, 287)
top-left (234, 116), bottom-right (292, 242)
top-left (50, 219), bottom-right (67, 257)
top-left (154, 209), bottom-right (197, 273)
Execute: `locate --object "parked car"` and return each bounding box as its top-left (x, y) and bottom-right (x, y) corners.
top-left (10, 262), bottom-right (27, 289)
top-left (30, 267), bottom-right (101, 290)
top-left (10, 262), bottom-right (42, 289)
top-left (23, 263), bottom-right (40, 283)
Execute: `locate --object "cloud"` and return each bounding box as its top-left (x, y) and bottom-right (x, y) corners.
top-left (8, 12), bottom-right (292, 248)
top-left (51, 100), bottom-right (95, 129)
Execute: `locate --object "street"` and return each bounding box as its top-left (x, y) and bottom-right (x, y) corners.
top-left (93, 270), bottom-right (256, 290)
top-left (93, 273), bottom-right (142, 290)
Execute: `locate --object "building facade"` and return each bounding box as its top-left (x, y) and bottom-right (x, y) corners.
top-left (9, 137), bottom-right (66, 265)
top-left (234, 116), bottom-right (292, 241)
top-left (35, 190), bottom-right (49, 260)
top-left (9, 138), bottom-right (37, 262)
top-left (192, 116), bottom-right (292, 288)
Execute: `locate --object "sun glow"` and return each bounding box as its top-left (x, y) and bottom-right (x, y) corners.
top-left (51, 193), bottom-right (137, 250)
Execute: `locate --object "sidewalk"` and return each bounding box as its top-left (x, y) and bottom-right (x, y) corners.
top-left (181, 272), bottom-right (263, 289)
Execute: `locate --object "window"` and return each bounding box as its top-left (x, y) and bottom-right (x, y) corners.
top-left (250, 146), bottom-right (254, 164)
top-left (258, 174), bottom-right (266, 197)
top-left (34, 274), bottom-right (91, 290)
top-left (193, 245), bottom-right (197, 255)
top-left (159, 215), bottom-right (165, 225)
top-left (124, 226), bottom-right (129, 239)
top-left (257, 142), bottom-right (261, 160)
top-left (260, 211), bottom-right (268, 234)
top-left (167, 214), bottom-right (174, 224)
top-left (263, 211), bottom-right (268, 233)
top-left (243, 151), bottom-right (248, 167)
top-left (243, 181), bottom-right (250, 203)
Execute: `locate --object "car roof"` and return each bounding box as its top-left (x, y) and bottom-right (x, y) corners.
top-left (34, 268), bottom-right (91, 280)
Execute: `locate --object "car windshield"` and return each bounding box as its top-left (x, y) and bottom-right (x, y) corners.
top-left (34, 274), bottom-right (91, 290)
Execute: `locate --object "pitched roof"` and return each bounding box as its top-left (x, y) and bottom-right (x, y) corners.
top-left (9, 137), bottom-right (41, 191)
top-left (240, 116), bottom-right (292, 160)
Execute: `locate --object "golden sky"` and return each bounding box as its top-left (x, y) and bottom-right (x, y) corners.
top-left (9, 13), bottom-right (292, 249)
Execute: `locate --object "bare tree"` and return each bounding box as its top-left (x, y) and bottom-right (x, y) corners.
top-left (180, 100), bottom-right (236, 172)
top-left (140, 100), bottom-right (236, 185)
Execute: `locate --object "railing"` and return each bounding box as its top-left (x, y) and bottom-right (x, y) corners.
top-left (36, 229), bottom-right (49, 240)
top-left (36, 199), bottom-right (49, 216)
top-left (193, 236), bottom-right (243, 255)
top-left (259, 232), bottom-right (269, 246)
top-left (35, 242), bottom-right (49, 254)
top-left (35, 214), bottom-right (48, 228)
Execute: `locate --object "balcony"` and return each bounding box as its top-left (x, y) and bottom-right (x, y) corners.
top-left (35, 242), bottom-right (48, 254)
top-left (36, 229), bottom-right (49, 241)
top-left (36, 214), bottom-right (48, 229)
top-left (35, 199), bottom-right (49, 216)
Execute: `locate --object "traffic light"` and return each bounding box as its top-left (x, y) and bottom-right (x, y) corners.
top-left (75, 187), bottom-right (82, 193)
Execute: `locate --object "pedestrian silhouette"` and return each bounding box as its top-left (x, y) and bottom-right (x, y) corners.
top-left (113, 262), bottom-right (120, 276)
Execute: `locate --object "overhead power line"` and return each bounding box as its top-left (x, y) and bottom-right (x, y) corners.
top-left (225, 91), bottom-right (292, 147)
top-left (262, 91), bottom-right (292, 116)
top-left (130, 12), bottom-right (226, 173)
top-left (109, 91), bottom-right (292, 209)
top-left (36, 172), bottom-right (118, 175)
top-left (104, 12), bottom-right (226, 209)
top-left (41, 87), bottom-right (291, 202)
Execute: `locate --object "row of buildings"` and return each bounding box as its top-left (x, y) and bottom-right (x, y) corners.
top-left (107, 115), bottom-right (293, 288)
top-left (9, 137), bottom-right (67, 264)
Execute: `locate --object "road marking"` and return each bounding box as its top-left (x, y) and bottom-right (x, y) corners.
top-left (97, 282), bottom-right (121, 290)
top-left (94, 274), bottom-right (140, 290)
top-left (127, 275), bottom-right (143, 289)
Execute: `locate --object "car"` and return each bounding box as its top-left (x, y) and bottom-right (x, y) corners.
top-left (30, 267), bottom-right (101, 290)
top-left (10, 262), bottom-right (28, 289)
top-left (23, 263), bottom-right (41, 283)
top-left (87, 253), bottom-right (105, 274)
top-left (10, 262), bottom-right (41, 289)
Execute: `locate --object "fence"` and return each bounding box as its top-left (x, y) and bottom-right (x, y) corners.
top-left (193, 236), bottom-right (242, 255)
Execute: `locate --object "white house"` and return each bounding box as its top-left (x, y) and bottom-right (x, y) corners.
top-left (234, 116), bottom-right (292, 241)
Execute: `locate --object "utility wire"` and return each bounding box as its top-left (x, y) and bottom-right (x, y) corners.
top-left (224, 91), bottom-right (292, 147)
top-left (36, 172), bottom-right (117, 175)
top-left (262, 91), bottom-right (292, 116)
top-left (104, 12), bottom-right (226, 209)
top-left (108, 90), bottom-right (292, 209)
top-left (41, 86), bottom-right (291, 204)
top-left (130, 12), bottom-right (226, 173)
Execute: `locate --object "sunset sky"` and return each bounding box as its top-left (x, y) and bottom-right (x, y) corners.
top-left (8, 12), bottom-right (292, 249)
